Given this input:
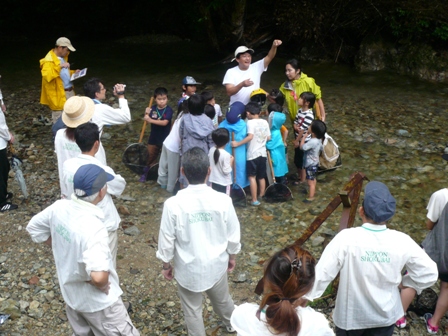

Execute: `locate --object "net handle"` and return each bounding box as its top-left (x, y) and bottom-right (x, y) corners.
top-left (139, 96), bottom-right (154, 143)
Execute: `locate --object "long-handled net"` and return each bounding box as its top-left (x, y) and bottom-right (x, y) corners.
top-left (122, 97), bottom-right (154, 176)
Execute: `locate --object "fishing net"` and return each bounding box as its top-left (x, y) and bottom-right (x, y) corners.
top-left (264, 182), bottom-right (292, 203)
top-left (122, 143), bottom-right (149, 175)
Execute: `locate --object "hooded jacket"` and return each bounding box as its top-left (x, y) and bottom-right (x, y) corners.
top-left (266, 112), bottom-right (288, 177)
top-left (218, 119), bottom-right (250, 188)
top-left (279, 73), bottom-right (322, 123)
top-left (40, 49), bottom-right (75, 110)
top-left (179, 113), bottom-right (215, 155)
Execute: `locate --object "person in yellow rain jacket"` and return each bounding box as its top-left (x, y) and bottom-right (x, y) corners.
top-left (40, 37), bottom-right (79, 124)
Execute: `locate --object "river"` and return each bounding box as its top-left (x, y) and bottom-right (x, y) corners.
top-left (1, 36), bottom-right (447, 334)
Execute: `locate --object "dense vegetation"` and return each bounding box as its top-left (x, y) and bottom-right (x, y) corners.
top-left (1, 0), bottom-right (447, 61)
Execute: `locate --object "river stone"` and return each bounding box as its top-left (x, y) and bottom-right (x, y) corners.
top-left (124, 226), bottom-right (140, 236)
top-left (0, 300), bottom-right (20, 320)
top-left (312, 236), bottom-right (325, 246)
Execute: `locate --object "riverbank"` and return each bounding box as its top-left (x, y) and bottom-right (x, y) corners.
top-left (1, 42), bottom-right (448, 335)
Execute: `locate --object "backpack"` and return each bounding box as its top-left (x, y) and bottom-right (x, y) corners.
top-left (319, 133), bottom-right (340, 169)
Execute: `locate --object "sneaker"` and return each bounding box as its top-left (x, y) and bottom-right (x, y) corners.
top-left (424, 313), bottom-right (439, 334)
top-left (395, 315), bottom-right (406, 328)
top-left (251, 200), bottom-right (260, 206)
top-left (138, 167), bottom-right (150, 183)
top-left (303, 198), bottom-right (314, 203)
top-left (5, 192), bottom-right (13, 200)
top-left (0, 202), bottom-right (18, 212)
top-left (124, 301), bottom-right (133, 313)
top-left (225, 325), bottom-right (236, 333)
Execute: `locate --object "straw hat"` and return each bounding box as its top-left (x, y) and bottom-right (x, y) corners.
top-left (62, 96), bottom-right (95, 128)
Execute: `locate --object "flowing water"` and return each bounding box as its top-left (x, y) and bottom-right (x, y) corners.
top-left (1, 36), bottom-right (448, 334)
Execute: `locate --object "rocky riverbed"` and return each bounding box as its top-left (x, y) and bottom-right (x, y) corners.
top-left (1, 47), bottom-right (448, 335)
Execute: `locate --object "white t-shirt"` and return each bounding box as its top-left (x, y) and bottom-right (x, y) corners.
top-left (212, 103), bottom-right (222, 128)
top-left (427, 188), bottom-right (448, 223)
top-left (223, 59), bottom-right (267, 105)
top-left (163, 115), bottom-right (182, 153)
top-left (231, 303), bottom-right (334, 336)
top-left (208, 147), bottom-right (232, 186)
top-left (246, 118), bottom-right (270, 160)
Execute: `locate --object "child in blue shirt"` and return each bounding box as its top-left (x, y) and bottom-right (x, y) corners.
top-left (300, 120), bottom-right (326, 203)
top-left (266, 103), bottom-right (288, 184)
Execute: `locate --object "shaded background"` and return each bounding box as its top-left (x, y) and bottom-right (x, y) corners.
top-left (1, 0), bottom-right (447, 63)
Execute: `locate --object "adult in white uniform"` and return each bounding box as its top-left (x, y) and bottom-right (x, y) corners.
top-left (305, 181), bottom-right (438, 336)
top-left (223, 39), bottom-right (282, 105)
top-left (84, 78), bottom-right (131, 164)
top-left (27, 164), bottom-right (140, 336)
top-left (156, 147), bottom-right (241, 335)
top-left (231, 245), bottom-right (334, 336)
top-left (62, 122), bottom-right (125, 267)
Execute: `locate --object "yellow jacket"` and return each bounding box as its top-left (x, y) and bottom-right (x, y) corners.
top-left (40, 50), bottom-right (75, 110)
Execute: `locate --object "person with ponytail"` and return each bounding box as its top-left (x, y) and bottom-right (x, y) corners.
top-left (208, 128), bottom-right (233, 195)
top-left (231, 245), bottom-right (334, 335)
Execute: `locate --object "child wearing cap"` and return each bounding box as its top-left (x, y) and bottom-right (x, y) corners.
top-left (231, 102), bottom-right (271, 206)
top-left (304, 181), bottom-right (438, 336)
top-left (218, 102), bottom-right (249, 189)
top-left (177, 76), bottom-right (200, 112)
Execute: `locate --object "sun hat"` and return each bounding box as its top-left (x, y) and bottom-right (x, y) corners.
top-left (182, 76), bottom-right (201, 85)
top-left (56, 37), bottom-right (76, 52)
top-left (73, 164), bottom-right (114, 197)
top-left (363, 181), bottom-right (396, 223)
top-left (226, 102), bottom-right (245, 124)
top-left (231, 46), bottom-right (254, 62)
top-left (62, 96), bottom-right (95, 128)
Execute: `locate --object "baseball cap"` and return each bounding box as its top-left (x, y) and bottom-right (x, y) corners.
top-left (182, 76), bottom-right (201, 85)
top-left (226, 102), bottom-right (245, 124)
top-left (363, 181), bottom-right (396, 223)
top-left (56, 37), bottom-right (76, 52)
top-left (232, 46), bottom-right (254, 62)
top-left (73, 164), bottom-right (114, 197)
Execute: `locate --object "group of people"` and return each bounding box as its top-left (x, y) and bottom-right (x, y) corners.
top-left (0, 36), bottom-right (446, 336)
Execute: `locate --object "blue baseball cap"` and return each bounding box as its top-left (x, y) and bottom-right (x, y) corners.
top-left (226, 102), bottom-right (245, 124)
top-left (363, 181), bottom-right (396, 223)
top-left (73, 164), bottom-right (114, 197)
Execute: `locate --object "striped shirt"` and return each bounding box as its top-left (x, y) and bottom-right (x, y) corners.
top-left (293, 108), bottom-right (314, 142)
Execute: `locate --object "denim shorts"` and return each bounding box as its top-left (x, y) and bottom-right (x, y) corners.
top-left (305, 165), bottom-right (318, 180)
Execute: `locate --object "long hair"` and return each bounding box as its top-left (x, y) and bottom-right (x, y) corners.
top-left (260, 245), bottom-right (316, 336)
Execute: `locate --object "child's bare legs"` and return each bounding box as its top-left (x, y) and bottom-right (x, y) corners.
top-left (400, 286), bottom-right (416, 314)
top-left (307, 178), bottom-right (316, 199)
top-left (430, 281), bottom-right (448, 328)
top-left (248, 176), bottom-right (258, 203)
top-left (258, 178), bottom-right (266, 198)
top-left (300, 168), bottom-right (306, 183)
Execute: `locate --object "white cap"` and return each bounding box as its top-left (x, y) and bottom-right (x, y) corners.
top-left (56, 37), bottom-right (76, 52)
top-left (232, 46), bottom-right (254, 61)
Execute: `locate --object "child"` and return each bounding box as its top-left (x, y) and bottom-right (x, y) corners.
top-left (201, 91), bottom-right (222, 127)
top-left (218, 102), bottom-right (249, 189)
top-left (157, 101), bottom-right (188, 192)
top-left (300, 120), bottom-right (326, 202)
top-left (140, 87), bottom-right (174, 182)
top-left (293, 91), bottom-right (315, 185)
top-left (179, 94), bottom-right (215, 186)
top-left (204, 104), bottom-right (216, 123)
top-left (267, 88), bottom-right (285, 106)
top-left (177, 76), bottom-right (200, 113)
top-left (266, 103), bottom-right (288, 184)
top-left (208, 128), bottom-right (234, 194)
top-left (231, 102), bottom-right (271, 206)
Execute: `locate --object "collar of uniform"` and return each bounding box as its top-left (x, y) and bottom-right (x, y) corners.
top-left (185, 183), bottom-right (209, 191)
top-left (92, 99), bottom-right (102, 105)
top-left (361, 223), bottom-right (387, 232)
top-left (70, 194), bottom-right (105, 220)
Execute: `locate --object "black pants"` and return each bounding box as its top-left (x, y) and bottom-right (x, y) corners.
top-left (0, 147), bottom-right (10, 204)
top-left (335, 324), bottom-right (395, 336)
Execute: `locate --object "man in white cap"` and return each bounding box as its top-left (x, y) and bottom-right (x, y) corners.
top-left (304, 181), bottom-right (438, 336)
top-left (222, 39), bottom-right (282, 105)
top-left (40, 37), bottom-right (80, 124)
top-left (27, 164), bottom-right (140, 335)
